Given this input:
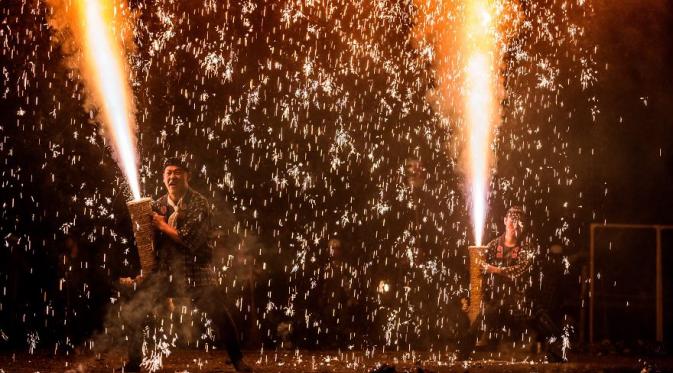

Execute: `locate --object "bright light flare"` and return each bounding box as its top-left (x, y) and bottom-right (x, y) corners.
top-left (77, 0), bottom-right (141, 200)
top-left (463, 0), bottom-right (500, 246)
top-left (465, 54), bottom-right (495, 245)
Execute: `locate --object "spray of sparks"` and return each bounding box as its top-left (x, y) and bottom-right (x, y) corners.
top-left (0, 0), bottom-right (609, 366)
top-left (414, 0), bottom-right (521, 245)
top-left (48, 0), bottom-right (141, 200)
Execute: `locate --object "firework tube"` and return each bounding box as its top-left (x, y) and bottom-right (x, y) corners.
top-left (126, 197), bottom-right (155, 275)
top-left (467, 245), bottom-right (487, 324)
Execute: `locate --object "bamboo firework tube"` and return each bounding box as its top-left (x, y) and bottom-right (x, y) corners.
top-left (468, 245), bottom-right (487, 324)
top-left (126, 197), bottom-right (155, 274)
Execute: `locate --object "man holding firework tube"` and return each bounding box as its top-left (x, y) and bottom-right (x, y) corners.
top-left (457, 206), bottom-right (564, 363)
top-left (124, 157), bottom-right (251, 372)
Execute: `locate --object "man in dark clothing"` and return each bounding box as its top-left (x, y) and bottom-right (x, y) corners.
top-left (458, 206), bottom-right (565, 362)
top-left (57, 234), bottom-right (96, 350)
top-left (124, 157), bottom-right (251, 372)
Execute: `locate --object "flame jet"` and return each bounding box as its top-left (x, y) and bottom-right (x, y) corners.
top-left (463, 0), bottom-right (499, 246)
top-left (48, 0), bottom-right (141, 200)
top-left (412, 0), bottom-right (521, 245)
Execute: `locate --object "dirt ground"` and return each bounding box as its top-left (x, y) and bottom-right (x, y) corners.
top-left (0, 349), bottom-right (671, 373)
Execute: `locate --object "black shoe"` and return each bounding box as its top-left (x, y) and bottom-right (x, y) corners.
top-left (233, 359), bottom-right (252, 372)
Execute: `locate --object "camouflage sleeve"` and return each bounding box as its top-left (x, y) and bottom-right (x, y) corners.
top-left (177, 196), bottom-right (212, 254)
top-left (484, 239), bottom-right (498, 265)
top-left (502, 242), bottom-right (534, 280)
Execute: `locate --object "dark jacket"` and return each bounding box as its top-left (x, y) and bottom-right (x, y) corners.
top-left (483, 235), bottom-right (536, 315)
top-left (152, 188), bottom-right (216, 293)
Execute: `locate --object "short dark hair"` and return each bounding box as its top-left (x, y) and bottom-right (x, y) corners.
top-left (163, 157), bottom-right (189, 172)
top-left (506, 205), bottom-right (525, 220)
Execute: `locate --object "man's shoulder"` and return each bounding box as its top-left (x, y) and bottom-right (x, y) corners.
top-left (485, 236), bottom-right (503, 248)
top-left (186, 189), bottom-right (210, 209)
top-left (187, 189), bottom-right (208, 202)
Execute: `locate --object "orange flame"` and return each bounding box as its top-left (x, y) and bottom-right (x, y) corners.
top-left (78, 0), bottom-right (140, 200)
top-left (463, 1), bottom-right (500, 246)
top-left (48, 0), bottom-right (141, 200)
top-left (411, 0), bottom-right (521, 246)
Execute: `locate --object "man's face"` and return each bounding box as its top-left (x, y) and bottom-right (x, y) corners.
top-left (163, 165), bottom-right (189, 196)
top-left (504, 214), bottom-right (523, 237)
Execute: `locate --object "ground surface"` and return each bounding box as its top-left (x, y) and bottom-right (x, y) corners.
top-left (0, 350), bottom-right (670, 372)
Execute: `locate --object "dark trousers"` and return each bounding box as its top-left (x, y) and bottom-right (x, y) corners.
top-left (120, 274), bottom-right (243, 365)
top-left (457, 300), bottom-right (563, 359)
top-left (190, 285), bottom-right (243, 362)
